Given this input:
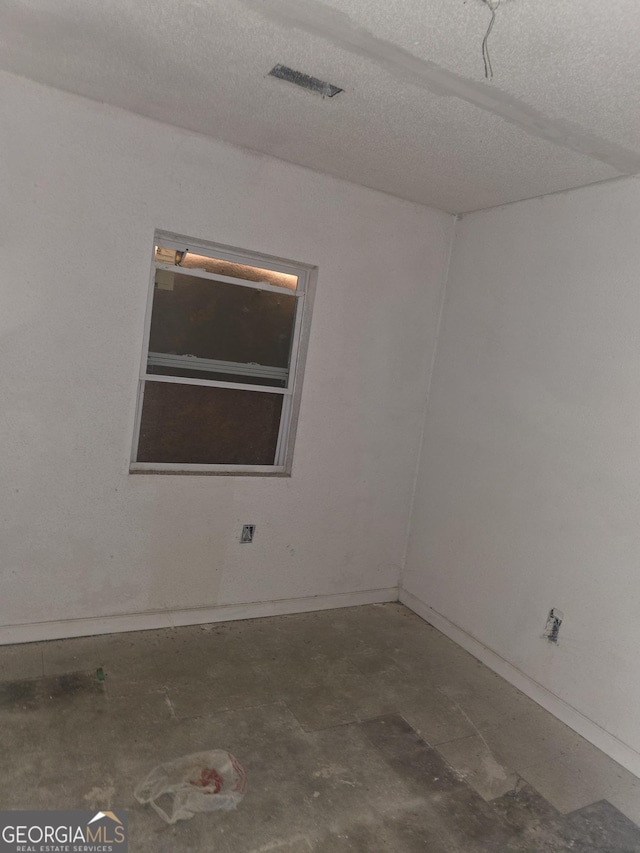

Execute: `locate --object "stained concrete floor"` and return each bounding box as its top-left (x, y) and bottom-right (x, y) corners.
top-left (1, 603), bottom-right (640, 851)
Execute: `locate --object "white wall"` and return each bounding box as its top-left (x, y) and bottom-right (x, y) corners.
top-left (0, 71), bottom-right (454, 641)
top-left (403, 176), bottom-right (640, 770)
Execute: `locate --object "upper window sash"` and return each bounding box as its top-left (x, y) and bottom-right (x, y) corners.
top-left (143, 250), bottom-right (307, 396)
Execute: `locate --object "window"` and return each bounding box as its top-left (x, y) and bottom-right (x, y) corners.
top-left (131, 233), bottom-right (314, 474)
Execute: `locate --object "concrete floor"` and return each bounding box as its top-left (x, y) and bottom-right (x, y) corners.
top-left (1, 603), bottom-right (640, 851)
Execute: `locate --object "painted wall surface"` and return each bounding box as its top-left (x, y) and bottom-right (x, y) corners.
top-left (0, 71), bottom-right (453, 636)
top-left (404, 176), bottom-right (640, 756)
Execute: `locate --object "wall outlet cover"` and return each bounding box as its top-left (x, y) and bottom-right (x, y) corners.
top-left (241, 524), bottom-right (256, 543)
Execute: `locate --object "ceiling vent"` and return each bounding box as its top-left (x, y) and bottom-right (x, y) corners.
top-left (268, 65), bottom-right (343, 98)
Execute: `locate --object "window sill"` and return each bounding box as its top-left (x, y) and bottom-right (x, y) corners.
top-left (129, 463), bottom-right (288, 476)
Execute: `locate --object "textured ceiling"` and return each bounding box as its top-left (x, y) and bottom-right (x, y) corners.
top-left (1, 0), bottom-right (639, 212)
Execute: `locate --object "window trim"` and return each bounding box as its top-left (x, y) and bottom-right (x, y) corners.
top-left (130, 231), bottom-right (316, 476)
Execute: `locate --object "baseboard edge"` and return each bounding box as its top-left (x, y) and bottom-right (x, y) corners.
top-left (1, 587), bottom-right (399, 645)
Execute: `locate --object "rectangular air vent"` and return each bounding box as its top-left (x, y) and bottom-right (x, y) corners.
top-left (269, 64), bottom-right (343, 98)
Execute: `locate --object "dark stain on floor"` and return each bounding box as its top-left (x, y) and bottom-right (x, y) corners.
top-left (0, 678), bottom-right (40, 710)
top-left (0, 672), bottom-right (105, 710)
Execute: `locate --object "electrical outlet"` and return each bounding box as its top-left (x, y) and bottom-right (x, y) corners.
top-left (240, 524), bottom-right (255, 544)
top-left (543, 608), bottom-right (563, 643)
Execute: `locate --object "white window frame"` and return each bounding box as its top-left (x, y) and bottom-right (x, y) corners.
top-left (130, 231), bottom-right (315, 475)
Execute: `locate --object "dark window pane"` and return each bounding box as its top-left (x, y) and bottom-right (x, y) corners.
top-left (137, 382), bottom-right (283, 465)
top-left (147, 272), bottom-right (296, 387)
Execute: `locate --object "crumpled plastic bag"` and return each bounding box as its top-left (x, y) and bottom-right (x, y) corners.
top-left (134, 750), bottom-right (247, 824)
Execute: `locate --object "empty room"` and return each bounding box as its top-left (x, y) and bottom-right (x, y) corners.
top-left (2, 1), bottom-right (640, 850)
